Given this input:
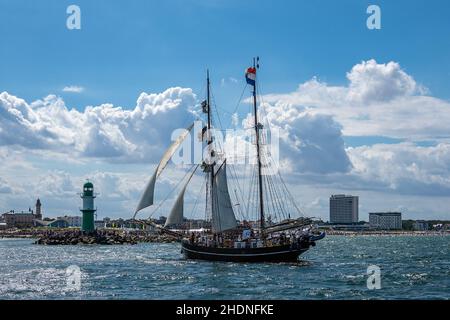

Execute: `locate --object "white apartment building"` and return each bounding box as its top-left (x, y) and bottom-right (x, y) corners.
top-left (369, 212), bottom-right (402, 230)
top-left (330, 195), bottom-right (359, 224)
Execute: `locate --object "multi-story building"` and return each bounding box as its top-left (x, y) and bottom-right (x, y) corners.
top-left (369, 212), bottom-right (402, 230)
top-left (330, 195), bottom-right (359, 224)
top-left (2, 210), bottom-right (36, 228)
top-left (413, 220), bottom-right (429, 231)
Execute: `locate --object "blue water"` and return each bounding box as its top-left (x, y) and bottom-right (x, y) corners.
top-left (0, 236), bottom-right (448, 300)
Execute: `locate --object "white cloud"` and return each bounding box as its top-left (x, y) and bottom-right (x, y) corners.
top-left (62, 86), bottom-right (84, 93)
top-left (252, 60), bottom-right (450, 200)
top-left (0, 87), bottom-right (197, 162)
top-left (220, 77), bottom-right (241, 87)
top-left (347, 142), bottom-right (450, 196)
top-left (346, 59), bottom-right (420, 103)
top-left (261, 59), bottom-right (450, 140)
top-left (259, 103), bottom-right (352, 173)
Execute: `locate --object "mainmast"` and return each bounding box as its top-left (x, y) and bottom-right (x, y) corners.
top-left (205, 70), bottom-right (215, 220)
top-left (251, 57), bottom-right (265, 231)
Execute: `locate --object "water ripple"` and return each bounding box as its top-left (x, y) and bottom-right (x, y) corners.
top-left (0, 236), bottom-right (448, 299)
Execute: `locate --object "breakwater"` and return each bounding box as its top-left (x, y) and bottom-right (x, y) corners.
top-left (0, 228), bottom-right (179, 245)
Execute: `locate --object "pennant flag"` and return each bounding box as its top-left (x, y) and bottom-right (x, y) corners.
top-left (245, 67), bottom-right (256, 86)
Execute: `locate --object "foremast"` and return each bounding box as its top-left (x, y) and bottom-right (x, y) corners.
top-left (207, 70), bottom-right (215, 219)
top-left (202, 70), bottom-right (237, 234)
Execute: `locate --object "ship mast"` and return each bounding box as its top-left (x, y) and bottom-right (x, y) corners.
top-left (206, 70), bottom-right (215, 221)
top-left (252, 57), bottom-right (265, 232)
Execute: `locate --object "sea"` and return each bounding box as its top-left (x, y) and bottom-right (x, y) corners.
top-left (0, 235), bottom-right (448, 300)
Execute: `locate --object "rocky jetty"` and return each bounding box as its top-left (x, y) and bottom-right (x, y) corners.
top-left (0, 228), bottom-right (180, 245)
top-left (33, 229), bottom-right (180, 245)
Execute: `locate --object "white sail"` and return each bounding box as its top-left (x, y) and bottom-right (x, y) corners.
top-left (164, 165), bottom-right (198, 227)
top-left (164, 184), bottom-right (186, 227)
top-left (211, 162), bottom-right (238, 233)
top-left (134, 123), bottom-right (194, 217)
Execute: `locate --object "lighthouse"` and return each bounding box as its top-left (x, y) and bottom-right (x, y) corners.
top-left (80, 181), bottom-right (96, 233)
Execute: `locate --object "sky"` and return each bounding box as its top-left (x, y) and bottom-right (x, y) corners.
top-left (1, 0), bottom-right (450, 221)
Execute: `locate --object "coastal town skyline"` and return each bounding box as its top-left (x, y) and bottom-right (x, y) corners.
top-left (2, 192), bottom-right (448, 223)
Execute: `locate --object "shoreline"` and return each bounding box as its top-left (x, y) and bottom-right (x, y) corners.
top-left (321, 230), bottom-right (449, 236)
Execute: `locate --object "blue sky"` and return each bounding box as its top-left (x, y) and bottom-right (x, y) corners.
top-left (1, 0), bottom-right (450, 221)
top-left (1, 0), bottom-right (449, 109)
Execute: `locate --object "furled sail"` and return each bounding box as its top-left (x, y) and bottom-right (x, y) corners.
top-left (134, 123), bottom-right (194, 217)
top-left (164, 165), bottom-right (198, 228)
top-left (211, 161), bottom-right (238, 232)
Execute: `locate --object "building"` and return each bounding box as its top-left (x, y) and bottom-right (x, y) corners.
top-left (35, 218), bottom-right (70, 228)
top-left (35, 199), bottom-right (42, 220)
top-left (329, 195), bottom-right (359, 224)
top-left (1, 199), bottom-right (44, 228)
top-left (322, 223), bottom-right (371, 231)
top-left (2, 210), bottom-right (36, 228)
top-left (58, 215), bottom-right (82, 227)
top-left (369, 212), bottom-right (402, 230)
top-left (47, 218), bottom-right (70, 228)
top-left (413, 220), bottom-right (429, 231)
top-left (95, 220), bottom-right (106, 229)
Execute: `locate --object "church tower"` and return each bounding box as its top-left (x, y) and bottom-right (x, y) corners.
top-left (35, 198), bottom-right (42, 220)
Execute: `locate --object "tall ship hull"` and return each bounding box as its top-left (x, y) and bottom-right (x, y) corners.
top-left (181, 241), bottom-right (313, 263)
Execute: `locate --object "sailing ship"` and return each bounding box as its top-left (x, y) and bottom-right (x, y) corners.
top-left (133, 58), bottom-right (325, 262)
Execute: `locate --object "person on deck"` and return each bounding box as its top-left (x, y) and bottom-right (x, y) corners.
top-left (280, 233), bottom-right (286, 245)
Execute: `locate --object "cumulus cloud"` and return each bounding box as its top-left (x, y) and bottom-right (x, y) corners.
top-left (0, 87), bottom-right (197, 162)
top-left (220, 101), bottom-right (351, 175)
top-left (261, 59), bottom-right (450, 140)
top-left (346, 59), bottom-right (420, 103)
top-left (252, 60), bottom-right (450, 198)
top-left (348, 142), bottom-right (450, 196)
top-left (37, 170), bottom-right (77, 198)
top-left (260, 102), bottom-right (352, 173)
top-left (62, 86), bottom-right (84, 93)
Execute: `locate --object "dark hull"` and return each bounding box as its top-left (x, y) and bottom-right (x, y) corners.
top-left (181, 241), bottom-right (312, 262)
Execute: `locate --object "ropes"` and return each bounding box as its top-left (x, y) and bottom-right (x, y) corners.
top-left (189, 172), bottom-right (207, 220)
top-left (186, 70), bottom-right (306, 226)
top-left (147, 165), bottom-right (196, 220)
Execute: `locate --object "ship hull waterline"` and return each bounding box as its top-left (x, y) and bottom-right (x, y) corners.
top-left (181, 241), bottom-right (315, 263)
